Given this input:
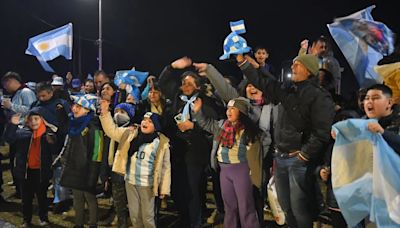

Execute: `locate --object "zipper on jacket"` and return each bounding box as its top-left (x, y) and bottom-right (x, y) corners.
top-left (25, 136), bottom-right (34, 179)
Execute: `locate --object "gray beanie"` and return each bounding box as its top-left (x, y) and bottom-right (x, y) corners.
top-left (227, 97), bottom-right (250, 116)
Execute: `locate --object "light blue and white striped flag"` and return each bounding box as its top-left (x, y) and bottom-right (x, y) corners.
top-left (26, 23), bottom-right (73, 72)
top-left (114, 67), bottom-right (149, 103)
top-left (332, 119), bottom-right (400, 227)
top-left (230, 20), bottom-right (246, 34)
top-left (327, 5), bottom-right (394, 88)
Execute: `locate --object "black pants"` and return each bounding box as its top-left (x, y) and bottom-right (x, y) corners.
top-left (210, 168), bottom-right (224, 213)
top-left (186, 163), bottom-right (206, 228)
top-left (9, 143), bottom-right (20, 195)
top-left (19, 169), bottom-right (49, 223)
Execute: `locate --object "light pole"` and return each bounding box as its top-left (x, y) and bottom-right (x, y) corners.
top-left (98, 0), bottom-right (103, 70)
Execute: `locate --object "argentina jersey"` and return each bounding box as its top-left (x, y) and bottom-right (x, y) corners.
top-left (125, 138), bottom-right (160, 186)
top-left (217, 129), bottom-right (249, 164)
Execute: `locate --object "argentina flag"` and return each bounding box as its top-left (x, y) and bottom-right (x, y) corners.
top-left (230, 20), bottom-right (246, 34)
top-left (327, 5), bottom-right (394, 88)
top-left (26, 23), bottom-right (73, 72)
top-left (332, 119), bottom-right (400, 227)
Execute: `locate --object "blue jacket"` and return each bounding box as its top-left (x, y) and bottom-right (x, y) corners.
top-left (30, 97), bottom-right (70, 127)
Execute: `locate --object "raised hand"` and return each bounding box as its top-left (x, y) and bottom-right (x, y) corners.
top-left (193, 63), bottom-right (208, 76)
top-left (235, 54), bottom-right (245, 63)
top-left (171, 57), bottom-right (192, 69)
top-left (10, 113), bottom-right (21, 125)
top-left (147, 75), bottom-right (156, 87)
top-left (244, 55), bottom-right (260, 68)
top-left (192, 98), bottom-right (202, 114)
top-left (300, 39), bottom-right (309, 50)
top-left (99, 99), bottom-right (110, 115)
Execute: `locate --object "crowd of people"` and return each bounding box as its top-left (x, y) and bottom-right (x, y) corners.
top-left (0, 35), bottom-right (399, 228)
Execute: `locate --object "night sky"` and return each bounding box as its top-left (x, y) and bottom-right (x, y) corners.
top-left (0, 0), bottom-right (397, 99)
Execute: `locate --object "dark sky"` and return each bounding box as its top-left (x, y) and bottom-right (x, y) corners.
top-left (0, 0), bottom-right (397, 97)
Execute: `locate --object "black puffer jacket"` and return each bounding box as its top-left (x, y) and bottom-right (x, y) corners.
top-left (60, 117), bottom-right (103, 193)
top-left (240, 61), bottom-right (335, 162)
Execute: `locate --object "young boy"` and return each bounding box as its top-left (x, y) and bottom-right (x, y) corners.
top-left (5, 108), bottom-right (57, 227)
top-left (363, 84), bottom-right (400, 154)
top-left (254, 46), bottom-right (275, 76)
top-left (331, 84), bottom-right (400, 154)
top-left (59, 94), bottom-right (103, 228)
top-left (99, 99), bottom-right (171, 228)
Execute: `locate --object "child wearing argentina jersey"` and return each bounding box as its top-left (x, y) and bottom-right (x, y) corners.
top-left (192, 97), bottom-right (262, 228)
top-left (99, 100), bottom-right (171, 228)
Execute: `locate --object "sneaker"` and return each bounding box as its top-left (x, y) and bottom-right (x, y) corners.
top-left (21, 222), bottom-right (31, 228)
top-left (39, 220), bottom-right (49, 226)
top-left (207, 209), bottom-right (218, 224)
top-left (161, 198), bottom-right (168, 209)
top-left (47, 184), bottom-right (53, 191)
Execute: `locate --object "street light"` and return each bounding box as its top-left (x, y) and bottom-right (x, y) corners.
top-left (98, 0), bottom-right (102, 70)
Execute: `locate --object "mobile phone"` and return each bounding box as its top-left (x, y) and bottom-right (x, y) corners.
top-left (174, 113), bottom-right (184, 124)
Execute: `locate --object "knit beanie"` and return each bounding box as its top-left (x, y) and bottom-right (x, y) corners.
top-left (143, 112), bottom-right (162, 132)
top-left (115, 103), bottom-right (135, 119)
top-left (227, 97), bottom-right (250, 116)
top-left (293, 54), bottom-right (319, 76)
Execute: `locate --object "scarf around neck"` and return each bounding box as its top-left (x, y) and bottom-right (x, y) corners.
top-left (180, 93), bottom-right (198, 122)
top-left (128, 130), bottom-right (158, 157)
top-left (217, 120), bottom-right (244, 148)
top-left (28, 118), bottom-right (47, 169)
top-left (68, 111), bottom-right (94, 136)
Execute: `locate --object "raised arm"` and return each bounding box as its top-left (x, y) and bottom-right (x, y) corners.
top-left (191, 98), bottom-right (222, 134)
top-left (99, 100), bottom-right (131, 142)
top-left (158, 57), bottom-right (193, 100)
top-left (193, 63), bottom-right (239, 102)
top-left (237, 55), bottom-right (288, 104)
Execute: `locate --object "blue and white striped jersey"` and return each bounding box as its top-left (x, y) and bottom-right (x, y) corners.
top-left (125, 138), bottom-right (160, 186)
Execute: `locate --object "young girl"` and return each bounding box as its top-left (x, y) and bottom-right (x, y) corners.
top-left (192, 97), bottom-right (261, 228)
top-left (99, 99), bottom-right (171, 228)
top-left (5, 109), bottom-right (57, 227)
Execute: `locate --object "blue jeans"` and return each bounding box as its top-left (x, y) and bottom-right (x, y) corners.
top-left (274, 155), bottom-right (315, 228)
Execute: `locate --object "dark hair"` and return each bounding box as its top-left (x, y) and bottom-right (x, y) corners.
top-left (2, 71), bottom-right (22, 84)
top-left (180, 71), bottom-right (202, 88)
top-left (254, 46), bottom-right (269, 54)
top-left (239, 113), bottom-right (260, 144)
top-left (94, 70), bottom-right (109, 79)
top-left (366, 84), bottom-right (393, 98)
top-left (84, 79), bottom-right (94, 84)
top-left (100, 81), bottom-right (118, 92)
top-left (36, 81), bottom-right (53, 93)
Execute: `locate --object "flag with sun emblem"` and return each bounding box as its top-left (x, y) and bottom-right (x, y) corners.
top-left (26, 23), bottom-right (73, 72)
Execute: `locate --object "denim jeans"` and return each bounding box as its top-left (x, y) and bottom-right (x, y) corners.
top-left (274, 155), bottom-right (316, 228)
